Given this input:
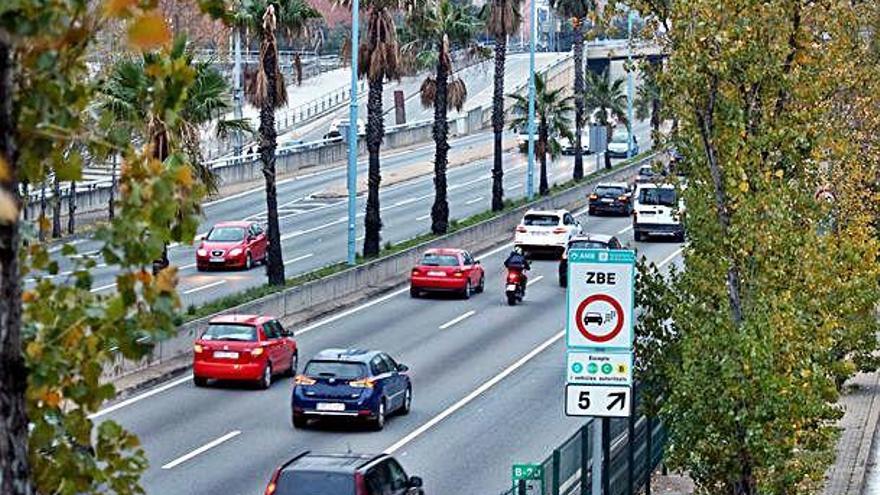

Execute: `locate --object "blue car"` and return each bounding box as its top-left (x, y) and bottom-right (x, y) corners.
top-left (292, 349), bottom-right (412, 430)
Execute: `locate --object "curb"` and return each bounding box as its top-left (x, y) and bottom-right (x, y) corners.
top-left (823, 371), bottom-right (880, 495)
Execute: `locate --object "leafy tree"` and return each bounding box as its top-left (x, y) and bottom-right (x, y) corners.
top-left (584, 68), bottom-right (627, 169)
top-left (241, 0), bottom-right (322, 86)
top-left (508, 74), bottom-right (573, 195)
top-left (626, 0), bottom-right (880, 492)
top-left (633, 59), bottom-right (661, 138)
top-left (0, 0), bottom-right (230, 492)
top-left (484, 0), bottom-right (520, 211)
top-left (549, 0), bottom-right (591, 181)
top-left (409, 0), bottom-right (482, 234)
top-left (336, 0), bottom-right (406, 257)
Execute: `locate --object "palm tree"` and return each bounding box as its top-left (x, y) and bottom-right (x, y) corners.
top-left (409, 0), bottom-right (482, 235)
top-left (99, 37), bottom-right (249, 271)
top-left (509, 74), bottom-right (573, 195)
top-left (584, 68), bottom-right (627, 170)
top-left (485, 0), bottom-right (520, 211)
top-left (634, 60), bottom-right (661, 137)
top-left (337, 0), bottom-right (405, 257)
top-left (549, 0), bottom-right (591, 181)
top-left (243, 0), bottom-right (321, 86)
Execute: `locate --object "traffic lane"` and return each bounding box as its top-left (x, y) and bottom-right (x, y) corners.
top-left (109, 245), bottom-right (582, 494)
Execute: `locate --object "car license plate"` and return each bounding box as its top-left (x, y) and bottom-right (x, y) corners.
top-left (316, 403), bottom-right (345, 412)
top-left (210, 257), bottom-right (225, 263)
top-left (214, 351), bottom-right (239, 359)
top-left (506, 284), bottom-right (518, 291)
top-left (427, 271), bottom-right (446, 277)
top-left (601, 198), bottom-right (614, 203)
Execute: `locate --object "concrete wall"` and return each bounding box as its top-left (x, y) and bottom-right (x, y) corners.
top-left (103, 153), bottom-right (655, 381)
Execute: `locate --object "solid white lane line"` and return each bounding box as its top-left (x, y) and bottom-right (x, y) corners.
top-left (284, 253), bottom-right (315, 266)
top-left (179, 263), bottom-right (197, 270)
top-left (465, 196), bottom-right (484, 205)
top-left (416, 214), bottom-right (430, 221)
top-left (204, 177), bottom-right (295, 207)
top-left (384, 329), bottom-right (565, 455)
top-left (617, 225), bottom-right (633, 235)
top-left (395, 198), bottom-right (419, 207)
top-left (510, 182), bottom-right (522, 188)
top-left (161, 430), bottom-right (241, 470)
top-left (89, 375), bottom-right (193, 419)
top-left (183, 280), bottom-right (226, 295)
top-left (658, 247), bottom-right (684, 268)
top-left (439, 310), bottom-right (476, 330)
top-left (526, 275), bottom-right (544, 286)
top-left (90, 282), bottom-right (117, 293)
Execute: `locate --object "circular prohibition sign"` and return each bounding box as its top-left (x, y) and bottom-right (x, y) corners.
top-left (575, 293), bottom-right (625, 343)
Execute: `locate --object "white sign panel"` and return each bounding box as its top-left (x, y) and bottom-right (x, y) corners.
top-left (565, 249), bottom-right (636, 350)
top-left (567, 351), bottom-right (633, 386)
top-left (564, 384), bottom-right (631, 418)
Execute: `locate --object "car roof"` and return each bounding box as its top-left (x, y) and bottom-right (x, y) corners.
top-left (311, 348), bottom-right (380, 363)
top-left (212, 221), bottom-right (252, 228)
top-left (569, 233), bottom-right (614, 244)
top-left (283, 453), bottom-right (386, 474)
top-left (636, 183), bottom-right (675, 190)
top-left (523, 209), bottom-right (567, 216)
top-left (423, 248), bottom-right (464, 256)
top-left (596, 182), bottom-right (629, 189)
top-left (208, 314), bottom-right (274, 326)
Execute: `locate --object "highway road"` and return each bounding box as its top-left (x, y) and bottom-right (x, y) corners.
top-left (91, 190), bottom-right (683, 495)
top-left (39, 118), bottom-right (653, 309)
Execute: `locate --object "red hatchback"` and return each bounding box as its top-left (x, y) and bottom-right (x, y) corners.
top-left (193, 314), bottom-right (298, 389)
top-left (196, 221), bottom-right (267, 271)
top-left (410, 248), bottom-right (485, 299)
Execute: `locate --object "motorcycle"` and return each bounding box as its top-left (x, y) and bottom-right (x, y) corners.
top-left (505, 268), bottom-right (527, 306)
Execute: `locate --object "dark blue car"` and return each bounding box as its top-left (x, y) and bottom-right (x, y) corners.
top-left (292, 349), bottom-right (412, 430)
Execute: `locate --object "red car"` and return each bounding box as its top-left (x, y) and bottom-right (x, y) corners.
top-left (196, 221), bottom-right (267, 271)
top-left (410, 248), bottom-right (485, 299)
top-left (193, 314), bottom-right (298, 389)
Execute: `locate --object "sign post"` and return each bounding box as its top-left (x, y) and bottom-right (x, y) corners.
top-left (512, 463), bottom-right (543, 495)
top-left (564, 248), bottom-right (636, 494)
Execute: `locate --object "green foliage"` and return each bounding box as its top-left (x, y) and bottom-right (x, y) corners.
top-left (583, 68), bottom-right (627, 129)
top-left (508, 73), bottom-right (574, 158)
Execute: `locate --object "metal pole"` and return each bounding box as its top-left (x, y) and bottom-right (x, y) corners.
top-left (645, 415), bottom-right (653, 495)
top-left (591, 419), bottom-right (602, 495)
top-left (526, 0), bottom-right (536, 199)
top-left (626, 9), bottom-right (634, 159)
top-left (628, 413), bottom-right (635, 494)
top-left (602, 418), bottom-right (610, 495)
top-left (346, 0), bottom-right (360, 266)
top-left (580, 423), bottom-right (590, 495)
top-left (233, 19), bottom-right (243, 159)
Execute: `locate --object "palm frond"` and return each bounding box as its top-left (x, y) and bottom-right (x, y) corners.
top-left (216, 118), bottom-right (255, 141)
top-left (447, 77), bottom-right (467, 111)
top-left (420, 77), bottom-right (437, 109)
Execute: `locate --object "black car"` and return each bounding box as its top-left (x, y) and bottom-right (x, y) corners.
top-left (265, 452), bottom-right (424, 495)
top-left (588, 182), bottom-right (633, 216)
top-left (558, 235), bottom-right (623, 287)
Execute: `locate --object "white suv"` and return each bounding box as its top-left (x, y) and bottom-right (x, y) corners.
top-left (632, 183), bottom-right (685, 242)
top-left (514, 209), bottom-right (583, 257)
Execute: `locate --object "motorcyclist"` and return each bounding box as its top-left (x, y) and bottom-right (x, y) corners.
top-left (504, 247), bottom-right (530, 289)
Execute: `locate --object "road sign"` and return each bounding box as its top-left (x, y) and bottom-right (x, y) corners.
top-left (564, 384), bottom-right (631, 417)
top-left (567, 350), bottom-right (633, 386)
top-left (565, 249), bottom-right (635, 349)
top-left (512, 464), bottom-right (543, 495)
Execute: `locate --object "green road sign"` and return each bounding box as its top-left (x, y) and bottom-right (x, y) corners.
top-left (512, 463), bottom-right (543, 482)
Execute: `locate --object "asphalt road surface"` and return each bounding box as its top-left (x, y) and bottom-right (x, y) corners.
top-left (91, 153), bottom-right (682, 495)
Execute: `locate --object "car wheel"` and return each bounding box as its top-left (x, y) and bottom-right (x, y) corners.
top-left (400, 387), bottom-right (412, 415)
top-left (462, 280), bottom-right (472, 300)
top-left (372, 400), bottom-right (386, 431)
top-left (258, 363), bottom-right (272, 390)
top-left (244, 252), bottom-right (253, 271)
top-left (588, 207), bottom-right (595, 216)
top-left (193, 376), bottom-right (208, 387)
top-left (292, 413), bottom-right (308, 429)
top-left (287, 352), bottom-right (298, 377)
top-left (475, 275), bottom-right (485, 294)
top-left (196, 265), bottom-right (205, 272)
top-left (634, 230), bottom-right (643, 242)
top-left (410, 286), bottom-right (420, 298)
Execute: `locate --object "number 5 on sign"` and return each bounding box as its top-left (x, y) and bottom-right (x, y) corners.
top-left (564, 384), bottom-right (631, 417)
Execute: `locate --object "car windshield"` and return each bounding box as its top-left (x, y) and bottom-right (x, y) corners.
top-left (421, 253), bottom-right (459, 266)
top-left (639, 188), bottom-right (677, 207)
top-left (523, 214), bottom-right (560, 226)
top-left (206, 227), bottom-right (245, 242)
top-left (201, 324), bottom-right (257, 342)
top-left (275, 471), bottom-right (354, 495)
top-left (304, 361), bottom-right (367, 380)
top-left (611, 132), bottom-right (629, 143)
top-left (596, 186), bottom-right (627, 196)
top-left (569, 240), bottom-right (610, 250)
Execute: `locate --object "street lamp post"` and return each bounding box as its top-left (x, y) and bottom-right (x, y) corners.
top-left (347, 0), bottom-right (360, 265)
top-left (626, 9), bottom-right (634, 159)
top-left (233, 16), bottom-right (243, 159)
top-left (526, 0), bottom-right (537, 199)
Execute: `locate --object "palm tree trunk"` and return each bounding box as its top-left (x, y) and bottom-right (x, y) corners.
top-left (39, 181), bottom-right (46, 242)
top-left (538, 120), bottom-right (549, 195)
top-left (261, 34), bottom-right (286, 286)
top-left (67, 180), bottom-right (76, 235)
top-left (430, 55), bottom-right (450, 235)
top-left (363, 78), bottom-right (384, 258)
top-left (572, 23), bottom-right (585, 181)
top-left (604, 123), bottom-right (613, 170)
top-left (490, 34), bottom-right (506, 212)
top-left (51, 175), bottom-right (61, 238)
top-left (651, 96), bottom-right (661, 135)
top-left (294, 52), bottom-right (302, 86)
top-left (0, 34), bottom-right (33, 495)
top-left (108, 154), bottom-right (117, 221)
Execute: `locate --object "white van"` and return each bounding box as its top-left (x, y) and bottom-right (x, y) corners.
top-left (632, 183), bottom-right (685, 242)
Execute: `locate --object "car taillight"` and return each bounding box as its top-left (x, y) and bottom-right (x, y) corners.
top-left (453, 270), bottom-right (464, 277)
top-left (250, 347), bottom-right (265, 357)
top-left (412, 268), bottom-right (420, 275)
top-left (295, 375), bottom-right (316, 385)
top-left (355, 472), bottom-right (368, 495)
top-left (516, 226), bottom-right (527, 233)
top-left (265, 469), bottom-right (280, 495)
top-left (507, 272), bottom-right (520, 283)
top-left (589, 194), bottom-right (598, 200)
top-left (349, 378), bottom-right (376, 388)
top-left (553, 227), bottom-right (567, 234)
top-left (193, 344), bottom-right (203, 353)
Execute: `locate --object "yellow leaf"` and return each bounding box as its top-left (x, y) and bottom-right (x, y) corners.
top-left (38, 215), bottom-right (51, 232)
top-left (128, 13), bottom-right (171, 50)
top-left (0, 189), bottom-right (19, 225)
top-left (42, 390), bottom-right (62, 408)
top-left (0, 156), bottom-right (10, 182)
top-left (738, 181), bottom-right (749, 193)
top-left (775, 169), bottom-right (784, 178)
top-left (175, 166), bottom-right (193, 188)
top-left (104, 0), bottom-right (137, 17)
top-left (155, 266), bottom-right (178, 293)
top-left (136, 269), bottom-right (153, 286)
top-left (25, 341), bottom-right (43, 360)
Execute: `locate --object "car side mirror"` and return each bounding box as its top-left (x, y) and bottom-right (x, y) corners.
top-left (474, 260), bottom-right (481, 265)
top-left (201, 235), bottom-right (207, 241)
top-left (397, 364), bottom-right (409, 372)
top-left (408, 476), bottom-right (423, 488)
